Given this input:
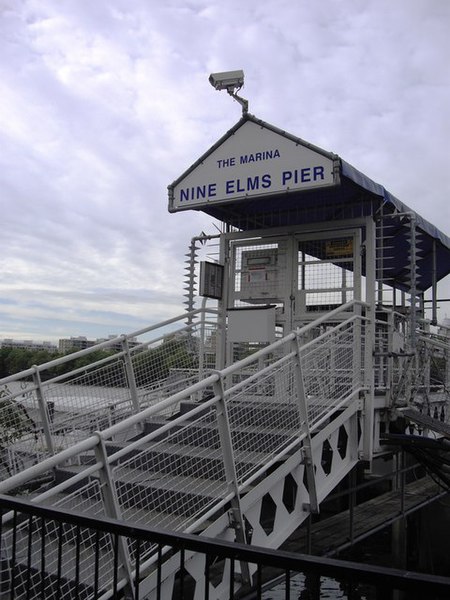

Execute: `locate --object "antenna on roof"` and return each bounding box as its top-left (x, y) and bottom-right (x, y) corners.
top-left (208, 70), bottom-right (248, 115)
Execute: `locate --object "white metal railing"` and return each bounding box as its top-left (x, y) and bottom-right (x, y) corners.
top-left (0, 308), bottom-right (219, 476)
top-left (0, 301), bottom-right (446, 491)
top-left (370, 306), bottom-right (449, 406)
top-left (0, 305), bottom-right (367, 576)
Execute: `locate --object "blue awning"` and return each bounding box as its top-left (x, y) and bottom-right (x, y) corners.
top-left (341, 160), bottom-right (450, 248)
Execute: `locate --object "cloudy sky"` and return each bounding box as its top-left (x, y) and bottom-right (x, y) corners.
top-left (1, 0), bottom-right (449, 342)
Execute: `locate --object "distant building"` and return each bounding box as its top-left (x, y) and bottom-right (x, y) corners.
top-left (95, 335), bottom-right (139, 352)
top-left (0, 339), bottom-right (58, 352)
top-left (0, 335), bottom-right (139, 356)
top-left (58, 335), bottom-right (139, 354)
top-left (58, 336), bottom-right (95, 354)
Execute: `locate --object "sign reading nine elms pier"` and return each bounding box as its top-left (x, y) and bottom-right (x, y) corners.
top-left (168, 118), bottom-right (338, 212)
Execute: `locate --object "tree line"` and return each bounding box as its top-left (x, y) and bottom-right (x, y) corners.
top-left (0, 337), bottom-right (198, 385)
top-left (0, 346), bottom-right (116, 381)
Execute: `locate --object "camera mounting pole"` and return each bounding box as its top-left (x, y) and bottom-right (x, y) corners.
top-left (227, 88), bottom-right (248, 115)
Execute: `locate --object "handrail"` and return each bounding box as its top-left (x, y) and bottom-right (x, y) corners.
top-left (0, 307), bottom-right (218, 385)
top-left (0, 295), bottom-right (448, 599)
top-left (1, 493), bottom-right (449, 596)
top-left (0, 306), bottom-right (366, 498)
top-left (294, 299), bottom-right (369, 336)
top-left (0, 303), bottom-right (381, 599)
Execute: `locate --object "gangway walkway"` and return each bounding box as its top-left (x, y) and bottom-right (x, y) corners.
top-left (287, 476), bottom-right (446, 558)
top-left (399, 408), bottom-right (450, 439)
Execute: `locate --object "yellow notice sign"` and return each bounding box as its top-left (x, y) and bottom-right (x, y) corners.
top-left (326, 239), bottom-right (353, 258)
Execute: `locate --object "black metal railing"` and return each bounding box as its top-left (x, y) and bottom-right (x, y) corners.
top-left (1, 494), bottom-right (450, 599)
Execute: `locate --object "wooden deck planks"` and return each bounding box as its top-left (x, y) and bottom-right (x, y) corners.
top-left (283, 476), bottom-right (446, 556)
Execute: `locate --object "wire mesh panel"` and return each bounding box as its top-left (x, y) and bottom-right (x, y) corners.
top-left (113, 408), bottom-right (228, 536)
top-left (44, 360), bottom-right (131, 436)
top-left (1, 479), bottom-right (115, 600)
top-left (128, 324), bottom-right (220, 397)
top-left (226, 356), bottom-right (301, 485)
top-left (0, 382), bottom-right (48, 477)
top-left (229, 342), bottom-right (277, 381)
top-left (0, 310), bottom-right (218, 482)
top-left (231, 242), bottom-right (287, 307)
top-left (299, 320), bottom-right (360, 427)
top-left (201, 322), bottom-right (219, 372)
top-left (297, 237), bottom-right (355, 314)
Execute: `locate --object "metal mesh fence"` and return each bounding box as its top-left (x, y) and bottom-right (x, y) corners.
top-left (114, 408), bottom-right (227, 535)
top-left (0, 305), bottom-right (379, 600)
top-left (45, 361), bottom-right (132, 438)
top-left (0, 312), bottom-right (219, 478)
top-left (1, 480), bottom-right (113, 599)
top-left (0, 382), bottom-right (48, 478)
top-left (226, 358), bottom-right (300, 484)
top-left (299, 320), bottom-right (359, 427)
top-left (298, 238), bottom-right (355, 311)
top-left (130, 337), bottom-right (197, 390)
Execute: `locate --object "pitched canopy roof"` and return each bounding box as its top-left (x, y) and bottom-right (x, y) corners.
top-left (168, 114), bottom-right (450, 292)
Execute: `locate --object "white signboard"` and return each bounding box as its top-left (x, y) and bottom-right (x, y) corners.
top-left (169, 119), bottom-right (337, 212)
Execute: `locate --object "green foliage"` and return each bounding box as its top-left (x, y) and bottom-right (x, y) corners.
top-left (0, 338), bottom-right (198, 389)
top-left (0, 347), bottom-right (116, 381)
top-left (0, 347), bottom-right (55, 379)
top-left (134, 338), bottom-right (198, 387)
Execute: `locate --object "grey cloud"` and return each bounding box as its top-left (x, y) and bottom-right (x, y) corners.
top-left (1, 0), bottom-right (449, 339)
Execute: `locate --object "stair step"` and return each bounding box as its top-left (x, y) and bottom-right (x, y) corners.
top-left (144, 401), bottom-right (298, 454)
top-left (106, 439), bottom-right (271, 482)
top-left (56, 464), bottom-right (225, 521)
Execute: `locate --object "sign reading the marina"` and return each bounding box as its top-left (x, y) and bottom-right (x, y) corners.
top-left (169, 119), bottom-right (337, 212)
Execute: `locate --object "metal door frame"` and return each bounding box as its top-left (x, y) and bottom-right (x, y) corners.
top-left (217, 219), bottom-right (370, 368)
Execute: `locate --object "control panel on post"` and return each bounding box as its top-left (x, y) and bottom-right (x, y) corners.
top-left (239, 244), bottom-right (287, 303)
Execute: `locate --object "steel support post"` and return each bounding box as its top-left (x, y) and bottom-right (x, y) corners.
top-left (306, 514), bottom-right (312, 553)
top-left (348, 467), bottom-right (357, 546)
top-left (400, 450), bottom-right (405, 515)
top-left (387, 310), bottom-right (395, 397)
top-left (94, 433), bottom-right (134, 598)
top-left (362, 218), bottom-right (376, 465)
top-left (212, 376), bottom-right (251, 585)
top-left (431, 239), bottom-right (437, 326)
top-left (121, 336), bottom-right (141, 415)
top-left (352, 306), bottom-right (362, 392)
top-left (409, 215), bottom-right (417, 352)
top-left (292, 338), bottom-right (319, 514)
top-left (32, 367), bottom-right (54, 454)
top-left (216, 233), bottom-right (228, 370)
top-left (198, 297), bottom-right (207, 384)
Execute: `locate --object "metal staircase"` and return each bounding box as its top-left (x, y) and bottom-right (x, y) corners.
top-left (0, 303), bottom-right (368, 599)
top-left (0, 304), bottom-right (448, 598)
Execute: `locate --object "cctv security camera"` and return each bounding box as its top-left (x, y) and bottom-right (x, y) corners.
top-left (208, 70), bottom-right (248, 115)
top-left (209, 70), bottom-right (244, 92)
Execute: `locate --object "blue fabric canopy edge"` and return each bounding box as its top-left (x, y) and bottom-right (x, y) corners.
top-left (341, 159), bottom-right (450, 251)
